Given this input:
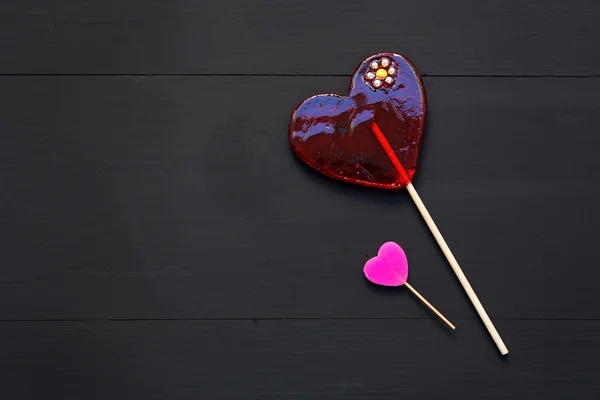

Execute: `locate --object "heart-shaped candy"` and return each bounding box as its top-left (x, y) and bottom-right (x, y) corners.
top-left (363, 241), bottom-right (409, 286)
top-left (289, 53), bottom-right (426, 189)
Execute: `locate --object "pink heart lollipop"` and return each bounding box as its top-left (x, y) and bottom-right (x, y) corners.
top-left (364, 242), bottom-right (455, 330)
top-left (364, 241), bottom-right (409, 286)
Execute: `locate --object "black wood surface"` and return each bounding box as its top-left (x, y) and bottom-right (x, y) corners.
top-left (1, 320), bottom-right (598, 399)
top-left (1, 1), bottom-right (599, 399)
top-left (1, 0), bottom-right (599, 75)
top-left (1, 75), bottom-right (599, 322)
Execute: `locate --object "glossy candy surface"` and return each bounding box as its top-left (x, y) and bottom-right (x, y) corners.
top-left (289, 53), bottom-right (426, 189)
top-left (363, 242), bottom-right (409, 286)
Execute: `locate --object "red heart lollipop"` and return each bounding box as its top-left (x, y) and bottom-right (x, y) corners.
top-left (288, 53), bottom-right (509, 355)
top-left (289, 53), bottom-right (426, 189)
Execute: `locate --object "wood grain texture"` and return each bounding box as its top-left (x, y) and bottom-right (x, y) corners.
top-left (1, 76), bottom-right (599, 320)
top-left (1, 319), bottom-right (599, 399)
top-left (0, 0), bottom-right (599, 75)
top-left (1, 0), bottom-right (599, 396)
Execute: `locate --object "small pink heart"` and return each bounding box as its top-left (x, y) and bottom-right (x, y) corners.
top-left (363, 242), bottom-right (409, 286)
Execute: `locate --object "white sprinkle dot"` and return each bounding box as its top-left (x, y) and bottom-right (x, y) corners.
top-left (387, 67), bottom-right (396, 75)
top-left (372, 79), bottom-right (382, 88)
top-left (365, 72), bottom-right (375, 80)
top-left (370, 61), bottom-right (379, 69)
top-left (384, 76), bottom-right (394, 85)
top-left (381, 58), bottom-right (390, 67)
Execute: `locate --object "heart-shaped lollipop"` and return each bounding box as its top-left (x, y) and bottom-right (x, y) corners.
top-left (363, 242), bottom-right (455, 330)
top-left (288, 53), bottom-right (509, 354)
top-left (289, 53), bottom-right (425, 189)
top-left (363, 241), bottom-right (409, 286)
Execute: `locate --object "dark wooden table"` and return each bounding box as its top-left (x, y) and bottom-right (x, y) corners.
top-left (1, 1), bottom-right (599, 398)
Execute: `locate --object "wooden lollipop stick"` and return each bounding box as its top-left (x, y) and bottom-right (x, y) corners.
top-left (370, 122), bottom-right (509, 355)
top-left (405, 282), bottom-right (455, 330)
top-left (405, 183), bottom-right (508, 354)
